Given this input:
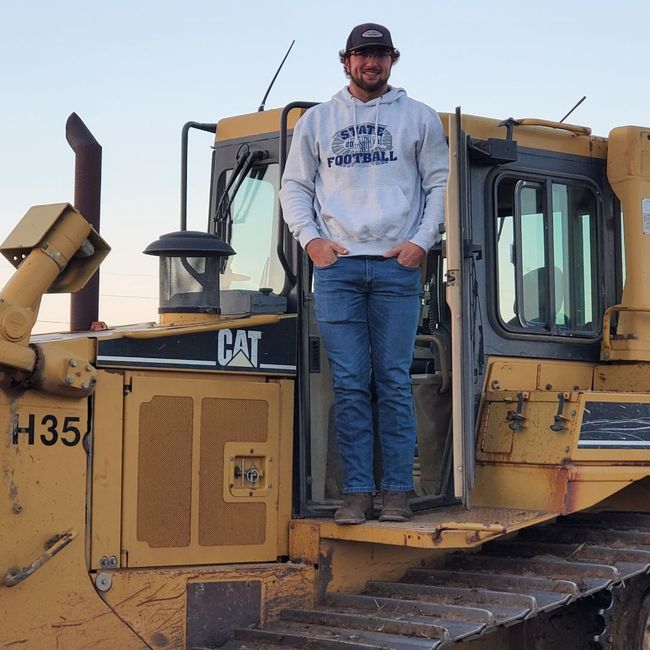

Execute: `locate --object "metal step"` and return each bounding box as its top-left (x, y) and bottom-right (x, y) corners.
top-left (230, 511), bottom-right (650, 648)
top-left (234, 620), bottom-right (443, 649)
top-left (363, 581), bottom-right (533, 624)
top-left (325, 592), bottom-right (496, 625)
top-left (400, 568), bottom-right (578, 611)
top-left (487, 540), bottom-right (650, 579)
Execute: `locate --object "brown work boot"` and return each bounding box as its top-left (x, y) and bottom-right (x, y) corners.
top-left (334, 493), bottom-right (374, 525)
top-left (379, 491), bottom-right (412, 522)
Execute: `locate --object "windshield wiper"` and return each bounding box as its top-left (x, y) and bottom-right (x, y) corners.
top-left (213, 148), bottom-right (268, 241)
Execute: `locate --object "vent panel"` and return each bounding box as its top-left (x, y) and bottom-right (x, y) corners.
top-left (199, 398), bottom-right (267, 546)
top-left (137, 395), bottom-right (193, 547)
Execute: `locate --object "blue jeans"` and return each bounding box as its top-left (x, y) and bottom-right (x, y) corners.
top-left (313, 256), bottom-right (421, 494)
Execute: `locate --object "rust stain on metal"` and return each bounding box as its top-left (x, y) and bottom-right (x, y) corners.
top-left (542, 466), bottom-right (571, 513)
top-left (138, 591), bottom-right (185, 606)
top-left (107, 585), bottom-right (151, 608)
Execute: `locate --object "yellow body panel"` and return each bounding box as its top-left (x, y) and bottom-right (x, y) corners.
top-left (473, 463), bottom-right (570, 511)
top-left (97, 563), bottom-right (315, 648)
top-left (120, 371), bottom-right (293, 567)
top-left (442, 112), bottom-right (608, 158)
top-left (0, 388), bottom-right (145, 648)
top-left (473, 462), bottom-right (650, 514)
top-left (90, 369), bottom-right (125, 569)
top-left (317, 539), bottom-right (444, 595)
top-left (604, 126), bottom-right (650, 358)
top-left (594, 361), bottom-right (650, 391)
top-left (484, 357), bottom-right (594, 393)
top-left (474, 356), bottom-right (650, 513)
top-left (216, 107), bottom-right (304, 141)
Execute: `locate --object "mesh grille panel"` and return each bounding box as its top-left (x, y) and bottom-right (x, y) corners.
top-left (199, 398), bottom-right (267, 546)
top-left (137, 396), bottom-right (193, 547)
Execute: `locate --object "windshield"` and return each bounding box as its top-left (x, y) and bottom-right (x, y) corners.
top-left (218, 163), bottom-right (284, 294)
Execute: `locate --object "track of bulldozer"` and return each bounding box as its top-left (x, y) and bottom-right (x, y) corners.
top-left (226, 511), bottom-right (650, 649)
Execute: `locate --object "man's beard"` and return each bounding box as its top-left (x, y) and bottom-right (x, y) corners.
top-left (349, 69), bottom-right (389, 93)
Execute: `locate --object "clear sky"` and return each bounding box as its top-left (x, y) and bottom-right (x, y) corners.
top-left (1, 0), bottom-right (647, 331)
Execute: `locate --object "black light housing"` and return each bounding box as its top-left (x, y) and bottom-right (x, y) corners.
top-left (144, 231), bottom-right (234, 314)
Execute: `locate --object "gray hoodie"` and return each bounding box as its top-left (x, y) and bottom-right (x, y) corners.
top-left (279, 86), bottom-right (448, 256)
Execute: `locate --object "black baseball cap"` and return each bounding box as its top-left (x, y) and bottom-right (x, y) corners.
top-left (343, 23), bottom-right (395, 54)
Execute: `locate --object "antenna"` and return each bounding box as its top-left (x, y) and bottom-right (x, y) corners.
top-left (258, 40), bottom-right (295, 112)
top-left (559, 95), bottom-right (587, 123)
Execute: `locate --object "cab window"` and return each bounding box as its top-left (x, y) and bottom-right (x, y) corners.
top-left (495, 175), bottom-right (599, 336)
top-left (216, 163), bottom-right (284, 295)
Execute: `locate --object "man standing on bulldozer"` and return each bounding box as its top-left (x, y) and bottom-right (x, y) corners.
top-left (280, 22), bottom-right (448, 524)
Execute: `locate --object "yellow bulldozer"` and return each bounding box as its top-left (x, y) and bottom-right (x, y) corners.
top-left (3, 103), bottom-right (650, 649)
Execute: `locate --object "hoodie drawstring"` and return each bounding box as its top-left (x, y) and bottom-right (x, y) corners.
top-left (351, 97), bottom-right (381, 152)
top-left (373, 100), bottom-right (380, 151)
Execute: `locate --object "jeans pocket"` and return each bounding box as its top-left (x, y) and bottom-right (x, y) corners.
top-left (394, 257), bottom-right (420, 271)
top-left (314, 257), bottom-right (341, 270)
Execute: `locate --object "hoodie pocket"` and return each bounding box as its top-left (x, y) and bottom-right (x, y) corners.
top-left (320, 185), bottom-right (410, 242)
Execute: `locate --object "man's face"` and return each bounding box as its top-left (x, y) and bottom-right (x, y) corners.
top-left (345, 48), bottom-right (393, 95)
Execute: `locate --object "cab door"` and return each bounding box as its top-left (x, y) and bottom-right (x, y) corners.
top-left (446, 109), bottom-right (477, 507)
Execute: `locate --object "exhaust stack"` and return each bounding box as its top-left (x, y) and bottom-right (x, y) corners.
top-left (66, 113), bottom-right (102, 331)
top-left (603, 126), bottom-right (650, 361)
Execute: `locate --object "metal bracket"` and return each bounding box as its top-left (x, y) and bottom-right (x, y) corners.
top-left (498, 117), bottom-right (519, 141)
top-left (468, 136), bottom-right (518, 164)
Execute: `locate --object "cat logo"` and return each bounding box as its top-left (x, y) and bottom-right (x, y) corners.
top-left (217, 329), bottom-right (262, 368)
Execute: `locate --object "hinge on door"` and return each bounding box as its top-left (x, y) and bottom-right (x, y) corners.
top-left (463, 240), bottom-right (483, 261)
top-left (309, 336), bottom-right (321, 373)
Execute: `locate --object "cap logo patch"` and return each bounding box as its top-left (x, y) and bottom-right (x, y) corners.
top-left (361, 29), bottom-right (383, 38)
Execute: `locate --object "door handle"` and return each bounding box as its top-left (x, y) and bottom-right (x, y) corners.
top-left (4, 529), bottom-right (77, 587)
